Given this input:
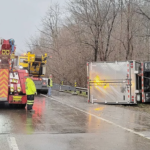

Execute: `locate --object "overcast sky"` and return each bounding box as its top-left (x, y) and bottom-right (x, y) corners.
top-left (0, 0), bottom-right (67, 54)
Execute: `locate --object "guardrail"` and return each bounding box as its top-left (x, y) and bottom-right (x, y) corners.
top-left (52, 84), bottom-right (88, 96)
top-left (76, 87), bottom-right (88, 95)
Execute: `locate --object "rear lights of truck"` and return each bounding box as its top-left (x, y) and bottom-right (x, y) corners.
top-left (33, 78), bottom-right (42, 81)
top-left (17, 84), bottom-right (21, 92)
top-left (10, 84), bottom-right (14, 92)
top-left (43, 82), bottom-right (46, 85)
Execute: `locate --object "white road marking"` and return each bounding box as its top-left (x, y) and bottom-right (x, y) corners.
top-left (41, 94), bottom-right (150, 140)
top-left (7, 137), bottom-right (19, 150)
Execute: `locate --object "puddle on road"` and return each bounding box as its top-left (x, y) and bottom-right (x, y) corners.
top-left (0, 96), bottom-right (150, 137)
top-left (0, 96), bottom-right (46, 134)
top-left (94, 107), bottom-right (104, 111)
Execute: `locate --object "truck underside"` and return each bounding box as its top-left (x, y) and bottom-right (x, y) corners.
top-left (87, 61), bottom-right (150, 104)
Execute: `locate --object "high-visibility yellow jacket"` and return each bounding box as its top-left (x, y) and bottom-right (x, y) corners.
top-left (25, 78), bottom-right (36, 95)
top-left (48, 78), bottom-right (53, 87)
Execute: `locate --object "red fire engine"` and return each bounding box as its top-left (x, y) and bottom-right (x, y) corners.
top-left (0, 39), bottom-right (27, 108)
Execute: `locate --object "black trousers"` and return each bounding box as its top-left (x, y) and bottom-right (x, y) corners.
top-left (27, 95), bottom-right (34, 110)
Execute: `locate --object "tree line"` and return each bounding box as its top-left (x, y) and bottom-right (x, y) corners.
top-left (27, 0), bottom-right (150, 87)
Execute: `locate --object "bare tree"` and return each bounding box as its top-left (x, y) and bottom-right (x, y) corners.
top-left (136, 0), bottom-right (150, 21)
top-left (68, 0), bottom-right (119, 61)
top-left (26, 0), bottom-right (150, 87)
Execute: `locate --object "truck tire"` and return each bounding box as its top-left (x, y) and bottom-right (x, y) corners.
top-left (37, 90), bottom-right (41, 94)
top-left (40, 89), bottom-right (48, 94)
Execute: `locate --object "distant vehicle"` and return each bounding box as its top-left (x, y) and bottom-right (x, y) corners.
top-left (18, 52), bottom-right (48, 94)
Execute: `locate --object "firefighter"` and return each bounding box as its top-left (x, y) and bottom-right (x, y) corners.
top-left (48, 74), bottom-right (53, 97)
top-left (25, 74), bottom-right (37, 112)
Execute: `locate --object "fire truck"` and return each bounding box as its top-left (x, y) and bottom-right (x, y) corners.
top-left (18, 52), bottom-right (48, 94)
top-left (87, 61), bottom-right (150, 104)
top-left (0, 39), bottom-right (27, 108)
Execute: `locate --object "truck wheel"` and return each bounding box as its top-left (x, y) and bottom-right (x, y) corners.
top-left (37, 90), bottom-right (41, 94)
top-left (41, 89), bottom-right (48, 94)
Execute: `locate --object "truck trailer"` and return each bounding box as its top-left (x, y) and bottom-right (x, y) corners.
top-left (87, 61), bottom-right (150, 104)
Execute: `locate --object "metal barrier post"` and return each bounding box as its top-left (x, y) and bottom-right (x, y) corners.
top-left (72, 80), bottom-right (77, 95)
top-left (59, 80), bottom-right (64, 92)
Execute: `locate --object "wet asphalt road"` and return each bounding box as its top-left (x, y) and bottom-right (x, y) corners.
top-left (0, 91), bottom-right (150, 149)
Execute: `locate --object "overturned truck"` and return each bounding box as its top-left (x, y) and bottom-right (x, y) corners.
top-left (87, 61), bottom-right (150, 104)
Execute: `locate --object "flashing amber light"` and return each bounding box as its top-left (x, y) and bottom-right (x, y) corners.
top-left (94, 75), bottom-right (109, 89)
top-left (94, 107), bottom-right (104, 111)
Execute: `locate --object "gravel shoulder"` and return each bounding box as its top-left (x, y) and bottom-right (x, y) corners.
top-left (119, 103), bottom-right (150, 114)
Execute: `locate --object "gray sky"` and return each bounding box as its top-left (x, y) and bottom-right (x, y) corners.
top-left (0, 0), bottom-right (67, 54)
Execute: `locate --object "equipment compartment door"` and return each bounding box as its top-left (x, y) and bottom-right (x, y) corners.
top-left (89, 62), bottom-right (131, 104)
top-left (0, 69), bottom-right (9, 101)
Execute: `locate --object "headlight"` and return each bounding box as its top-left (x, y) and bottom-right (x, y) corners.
top-left (17, 87), bottom-right (21, 92)
top-left (10, 87), bottom-right (14, 92)
top-left (19, 66), bottom-right (23, 69)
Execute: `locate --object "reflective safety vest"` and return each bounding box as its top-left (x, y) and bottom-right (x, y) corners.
top-left (48, 78), bottom-right (53, 87)
top-left (25, 78), bottom-right (37, 95)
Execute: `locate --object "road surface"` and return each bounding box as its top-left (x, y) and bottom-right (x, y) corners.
top-left (0, 91), bottom-right (150, 150)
